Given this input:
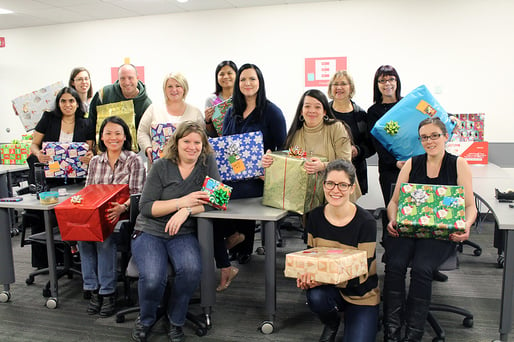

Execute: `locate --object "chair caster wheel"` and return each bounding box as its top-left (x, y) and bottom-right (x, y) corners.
top-left (26, 276), bottom-right (34, 285)
top-left (473, 248), bottom-right (482, 256)
top-left (0, 290), bottom-right (11, 303)
top-left (256, 247), bottom-right (265, 255)
top-left (46, 297), bottom-right (58, 309)
top-left (195, 327), bottom-right (207, 336)
top-left (463, 317), bottom-right (473, 328)
top-left (259, 320), bottom-right (274, 334)
top-left (116, 315), bottom-right (125, 323)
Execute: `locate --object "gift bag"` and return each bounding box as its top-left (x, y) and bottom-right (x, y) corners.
top-left (55, 184), bottom-right (130, 241)
top-left (201, 176), bottom-right (233, 210)
top-left (370, 85), bottom-right (455, 161)
top-left (150, 123), bottom-right (176, 161)
top-left (42, 142), bottom-right (89, 178)
top-left (396, 183), bottom-right (466, 240)
top-left (96, 100), bottom-right (138, 151)
top-left (11, 81), bottom-right (65, 131)
top-left (212, 98), bottom-right (233, 136)
top-left (208, 131), bottom-right (264, 181)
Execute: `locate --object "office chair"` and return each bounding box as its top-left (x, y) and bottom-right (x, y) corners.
top-left (114, 194), bottom-right (209, 338)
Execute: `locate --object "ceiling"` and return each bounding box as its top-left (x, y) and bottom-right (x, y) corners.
top-left (0, 0), bottom-right (337, 30)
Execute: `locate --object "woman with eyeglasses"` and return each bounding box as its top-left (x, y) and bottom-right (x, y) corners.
top-left (69, 67), bottom-right (93, 114)
top-left (328, 70), bottom-right (374, 195)
top-left (296, 159), bottom-right (379, 342)
top-left (382, 117), bottom-right (477, 342)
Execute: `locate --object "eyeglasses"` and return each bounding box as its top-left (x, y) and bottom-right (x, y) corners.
top-left (418, 133), bottom-right (444, 142)
top-left (323, 181), bottom-right (352, 191)
top-left (332, 82), bottom-right (349, 87)
top-left (74, 77), bottom-right (89, 82)
top-left (377, 77), bottom-right (396, 84)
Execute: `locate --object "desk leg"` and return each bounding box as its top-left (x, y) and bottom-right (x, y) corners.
top-left (0, 208), bottom-right (15, 302)
top-left (499, 230), bottom-right (514, 341)
top-left (44, 211), bottom-right (58, 308)
top-left (197, 218), bottom-right (215, 326)
top-left (263, 221), bottom-right (276, 326)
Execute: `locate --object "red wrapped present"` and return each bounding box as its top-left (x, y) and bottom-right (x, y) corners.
top-left (201, 176), bottom-right (232, 210)
top-left (55, 184), bottom-right (129, 241)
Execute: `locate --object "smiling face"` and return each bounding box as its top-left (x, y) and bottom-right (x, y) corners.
top-left (101, 122), bottom-right (126, 153)
top-left (217, 65), bottom-right (235, 91)
top-left (239, 68), bottom-right (259, 99)
top-left (71, 71), bottom-right (90, 96)
top-left (165, 78), bottom-right (185, 103)
top-left (302, 95), bottom-right (325, 128)
top-left (177, 132), bottom-right (203, 164)
top-left (118, 65), bottom-right (139, 98)
top-left (419, 123), bottom-right (448, 156)
top-left (377, 75), bottom-right (397, 102)
top-left (323, 170), bottom-right (355, 207)
top-left (330, 76), bottom-right (351, 101)
top-left (59, 93), bottom-right (78, 117)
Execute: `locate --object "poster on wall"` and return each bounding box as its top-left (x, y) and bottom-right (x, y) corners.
top-left (305, 57), bottom-right (347, 87)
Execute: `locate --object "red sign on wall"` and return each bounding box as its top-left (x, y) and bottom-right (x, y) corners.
top-left (110, 66), bottom-right (145, 84)
top-left (305, 57), bottom-right (347, 87)
top-left (0, 37), bottom-right (5, 48)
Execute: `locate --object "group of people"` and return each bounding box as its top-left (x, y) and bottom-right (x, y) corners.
top-left (26, 61), bottom-right (477, 342)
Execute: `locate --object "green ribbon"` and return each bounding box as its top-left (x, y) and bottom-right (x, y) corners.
top-left (210, 187), bottom-right (230, 206)
top-left (384, 121), bottom-right (400, 136)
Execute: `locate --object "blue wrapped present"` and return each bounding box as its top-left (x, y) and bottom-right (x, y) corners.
top-left (208, 131), bottom-right (264, 181)
top-left (370, 85), bottom-right (455, 161)
top-left (150, 123), bottom-right (176, 161)
top-left (42, 142), bottom-right (89, 178)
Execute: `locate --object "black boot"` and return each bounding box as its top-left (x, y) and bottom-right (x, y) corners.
top-left (132, 316), bottom-right (150, 342)
top-left (168, 324), bottom-right (185, 342)
top-left (318, 312), bottom-right (340, 342)
top-left (99, 293), bottom-right (115, 317)
top-left (383, 290), bottom-right (404, 342)
top-left (403, 296), bottom-right (431, 342)
top-left (87, 290), bottom-right (102, 315)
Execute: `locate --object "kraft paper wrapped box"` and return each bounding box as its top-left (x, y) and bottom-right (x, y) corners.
top-left (96, 100), bottom-right (138, 151)
top-left (201, 176), bottom-right (232, 210)
top-left (212, 98), bottom-right (232, 136)
top-left (150, 123), bottom-right (176, 161)
top-left (208, 131), bottom-right (264, 181)
top-left (42, 142), bottom-right (89, 178)
top-left (262, 150), bottom-right (325, 215)
top-left (370, 85), bottom-right (456, 161)
top-left (0, 142), bottom-right (30, 165)
top-left (396, 183), bottom-right (466, 240)
top-left (284, 247), bottom-right (368, 285)
top-left (55, 184), bottom-right (130, 242)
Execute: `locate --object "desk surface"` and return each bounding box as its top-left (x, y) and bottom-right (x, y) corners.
top-left (0, 164), bottom-right (29, 175)
top-left (0, 185), bottom-right (81, 211)
top-left (194, 197), bottom-right (288, 221)
top-left (470, 163), bottom-right (511, 179)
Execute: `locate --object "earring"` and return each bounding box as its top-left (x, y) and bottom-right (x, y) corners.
top-left (323, 115), bottom-right (329, 121)
top-left (299, 115), bottom-right (304, 122)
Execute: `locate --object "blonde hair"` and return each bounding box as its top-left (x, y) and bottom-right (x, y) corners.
top-left (327, 70), bottom-right (355, 100)
top-left (162, 72), bottom-right (189, 102)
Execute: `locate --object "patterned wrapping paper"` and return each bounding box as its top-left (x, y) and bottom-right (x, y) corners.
top-left (208, 131), bottom-right (264, 181)
top-left (212, 98), bottom-right (233, 136)
top-left (446, 113), bottom-right (488, 164)
top-left (150, 123), bottom-right (176, 161)
top-left (284, 247), bottom-right (368, 285)
top-left (262, 150), bottom-right (326, 215)
top-left (396, 183), bottom-right (466, 240)
top-left (11, 81), bottom-right (65, 131)
top-left (201, 176), bottom-right (233, 210)
top-left (42, 142), bottom-right (89, 178)
top-left (0, 143), bottom-right (30, 165)
top-left (55, 184), bottom-right (130, 242)
top-left (370, 85), bottom-right (456, 161)
top-left (449, 113), bottom-right (485, 142)
top-left (96, 100), bottom-right (138, 151)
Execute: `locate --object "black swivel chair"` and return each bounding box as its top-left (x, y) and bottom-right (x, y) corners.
top-left (114, 194), bottom-right (208, 338)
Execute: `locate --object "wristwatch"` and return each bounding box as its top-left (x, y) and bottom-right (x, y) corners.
top-left (185, 207), bottom-right (192, 215)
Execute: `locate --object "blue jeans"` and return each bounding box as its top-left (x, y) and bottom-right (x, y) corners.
top-left (78, 234), bottom-right (117, 295)
top-left (307, 285), bottom-right (379, 342)
top-left (131, 232), bottom-right (202, 327)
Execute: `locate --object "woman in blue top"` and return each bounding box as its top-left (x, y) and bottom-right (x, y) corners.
top-left (213, 64), bottom-right (286, 291)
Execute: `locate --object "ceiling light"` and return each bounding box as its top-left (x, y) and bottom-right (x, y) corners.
top-left (176, 0), bottom-right (189, 3)
top-left (0, 8), bottom-right (14, 14)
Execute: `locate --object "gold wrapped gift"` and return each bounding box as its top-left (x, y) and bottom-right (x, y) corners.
top-left (284, 247), bottom-right (368, 285)
top-left (96, 100), bottom-right (138, 151)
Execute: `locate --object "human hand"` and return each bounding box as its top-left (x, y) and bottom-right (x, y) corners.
top-left (450, 228), bottom-right (470, 243)
top-left (261, 150), bottom-right (274, 168)
top-left (106, 202), bottom-right (125, 223)
top-left (351, 145), bottom-right (358, 159)
top-left (177, 191), bottom-right (210, 209)
top-left (37, 151), bottom-right (52, 164)
top-left (165, 209), bottom-right (189, 236)
top-left (296, 273), bottom-right (321, 290)
top-left (146, 148), bottom-right (153, 166)
top-left (387, 220), bottom-right (399, 237)
top-left (304, 157), bottom-right (324, 174)
top-left (204, 107), bottom-right (214, 123)
top-left (396, 160), bottom-right (406, 169)
top-left (79, 150), bottom-right (94, 165)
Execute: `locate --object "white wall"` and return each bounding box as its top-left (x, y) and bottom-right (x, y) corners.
top-left (1, 0), bottom-right (513, 143)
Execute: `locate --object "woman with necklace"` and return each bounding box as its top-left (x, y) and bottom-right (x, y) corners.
top-left (328, 70), bottom-right (373, 195)
top-left (296, 159), bottom-right (379, 342)
top-left (137, 72), bottom-right (204, 167)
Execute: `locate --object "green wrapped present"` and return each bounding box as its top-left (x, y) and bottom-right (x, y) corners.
top-left (262, 150), bottom-right (326, 215)
top-left (396, 183), bottom-right (466, 240)
top-left (0, 142), bottom-right (30, 165)
top-left (201, 176), bottom-right (232, 210)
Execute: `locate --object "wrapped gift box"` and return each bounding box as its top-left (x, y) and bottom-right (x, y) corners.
top-left (284, 247), bottom-right (368, 285)
top-left (150, 123), bottom-right (176, 161)
top-left (201, 176), bottom-right (233, 210)
top-left (96, 100), bottom-right (138, 151)
top-left (11, 81), bottom-right (65, 131)
top-left (396, 183), bottom-right (466, 239)
top-left (262, 150), bottom-right (325, 215)
top-left (0, 142), bottom-right (30, 165)
top-left (212, 98), bottom-right (232, 136)
top-left (208, 131), bottom-right (264, 181)
top-left (42, 142), bottom-right (89, 178)
top-left (370, 85), bottom-right (455, 161)
top-left (55, 184), bottom-right (130, 241)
